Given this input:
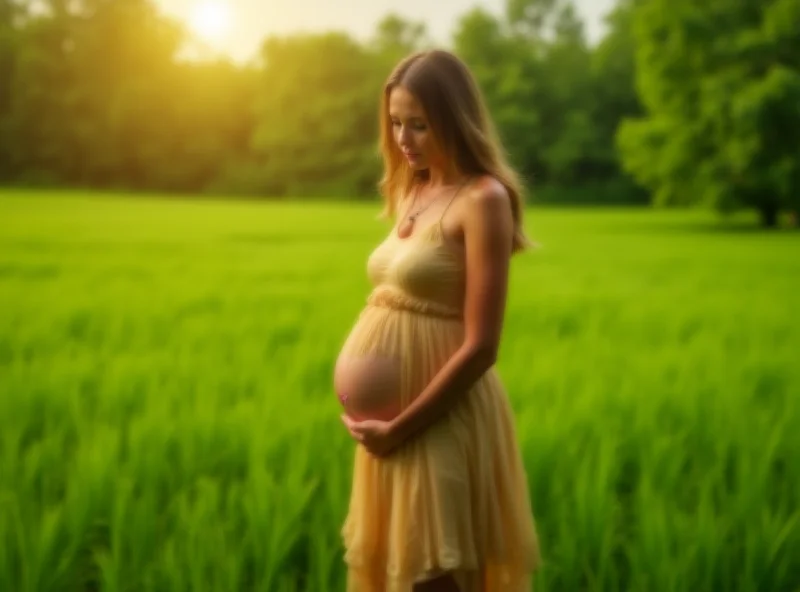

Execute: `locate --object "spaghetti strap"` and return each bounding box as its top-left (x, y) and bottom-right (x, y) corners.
top-left (438, 177), bottom-right (471, 233)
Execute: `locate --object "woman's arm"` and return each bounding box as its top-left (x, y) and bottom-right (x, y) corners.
top-left (387, 177), bottom-right (515, 444)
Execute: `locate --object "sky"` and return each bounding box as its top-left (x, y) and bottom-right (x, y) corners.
top-left (155, 0), bottom-right (617, 63)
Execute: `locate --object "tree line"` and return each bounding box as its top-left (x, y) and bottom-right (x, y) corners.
top-left (0, 0), bottom-right (797, 224)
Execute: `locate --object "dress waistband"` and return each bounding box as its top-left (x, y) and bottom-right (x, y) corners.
top-left (366, 286), bottom-right (462, 319)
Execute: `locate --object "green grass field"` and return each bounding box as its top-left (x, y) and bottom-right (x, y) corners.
top-left (1, 190), bottom-right (798, 591)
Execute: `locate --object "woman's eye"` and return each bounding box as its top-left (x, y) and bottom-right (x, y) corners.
top-left (390, 120), bottom-right (425, 130)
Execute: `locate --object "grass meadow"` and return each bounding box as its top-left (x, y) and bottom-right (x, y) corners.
top-left (0, 189), bottom-right (798, 592)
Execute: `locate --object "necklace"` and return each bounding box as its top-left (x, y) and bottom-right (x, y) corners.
top-left (397, 178), bottom-right (470, 239)
top-left (397, 184), bottom-right (440, 238)
top-left (407, 186), bottom-right (438, 223)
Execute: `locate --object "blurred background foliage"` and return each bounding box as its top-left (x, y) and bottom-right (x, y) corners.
top-left (0, 0), bottom-right (798, 225)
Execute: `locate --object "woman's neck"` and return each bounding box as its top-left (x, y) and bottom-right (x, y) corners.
top-left (422, 164), bottom-right (467, 189)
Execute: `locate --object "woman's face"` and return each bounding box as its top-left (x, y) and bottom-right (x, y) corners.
top-left (388, 86), bottom-right (441, 172)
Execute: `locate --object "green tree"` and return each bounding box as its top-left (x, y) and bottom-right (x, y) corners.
top-left (0, 0), bottom-right (262, 193)
top-left (0, 0), bottom-right (648, 204)
top-left (587, 0), bottom-right (647, 202)
top-left (453, 7), bottom-right (543, 185)
top-left (371, 13), bottom-right (430, 58)
top-left (455, 0), bottom-right (645, 204)
top-left (534, 2), bottom-right (598, 186)
top-left (617, 0), bottom-right (800, 226)
top-left (3, 0), bottom-right (187, 186)
top-left (252, 32), bottom-right (384, 197)
top-left (0, 0), bottom-right (24, 178)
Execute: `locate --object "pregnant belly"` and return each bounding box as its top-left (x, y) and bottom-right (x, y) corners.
top-left (334, 354), bottom-right (402, 422)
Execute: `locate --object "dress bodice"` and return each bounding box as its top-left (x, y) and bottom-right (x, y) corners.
top-left (366, 221), bottom-right (466, 318)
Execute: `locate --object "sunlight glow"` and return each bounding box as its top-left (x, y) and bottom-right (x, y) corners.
top-left (188, 1), bottom-right (233, 44)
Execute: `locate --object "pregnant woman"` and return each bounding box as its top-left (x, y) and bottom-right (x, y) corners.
top-left (334, 49), bottom-right (541, 591)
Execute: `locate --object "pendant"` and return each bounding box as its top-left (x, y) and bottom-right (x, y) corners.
top-left (397, 216), bottom-right (414, 238)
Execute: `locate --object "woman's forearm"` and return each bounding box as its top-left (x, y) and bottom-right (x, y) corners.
top-left (389, 341), bottom-right (496, 444)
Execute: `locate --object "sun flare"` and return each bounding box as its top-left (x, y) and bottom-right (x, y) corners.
top-left (188, 1), bottom-right (233, 43)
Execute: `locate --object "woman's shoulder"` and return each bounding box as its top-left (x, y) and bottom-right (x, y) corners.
top-left (461, 175), bottom-right (513, 221)
top-left (446, 175), bottom-right (514, 248)
top-left (462, 174), bottom-right (535, 254)
top-left (463, 174), bottom-right (510, 203)
top-left (446, 175), bottom-right (511, 219)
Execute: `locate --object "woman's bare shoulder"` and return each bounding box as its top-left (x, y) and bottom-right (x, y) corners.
top-left (446, 175), bottom-right (511, 243)
top-left (466, 175), bottom-right (509, 202)
top-left (461, 175), bottom-right (513, 228)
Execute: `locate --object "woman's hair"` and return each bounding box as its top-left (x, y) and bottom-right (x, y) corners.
top-left (377, 49), bottom-right (533, 253)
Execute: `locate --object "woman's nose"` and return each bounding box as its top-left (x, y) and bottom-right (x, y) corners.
top-left (398, 126), bottom-right (411, 145)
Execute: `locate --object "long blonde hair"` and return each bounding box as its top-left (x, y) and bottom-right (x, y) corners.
top-left (377, 49), bottom-right (533, 253)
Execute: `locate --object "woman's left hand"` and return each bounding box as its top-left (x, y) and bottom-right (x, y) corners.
top-left (340, 414), bottom-right (403, 458)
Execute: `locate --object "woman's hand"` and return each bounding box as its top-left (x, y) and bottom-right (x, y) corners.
top-left (340, 414), bottom-right (404, 458)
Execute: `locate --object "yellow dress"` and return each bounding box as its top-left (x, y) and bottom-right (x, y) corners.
top-left (339, 199), bottom-right (541, 591)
